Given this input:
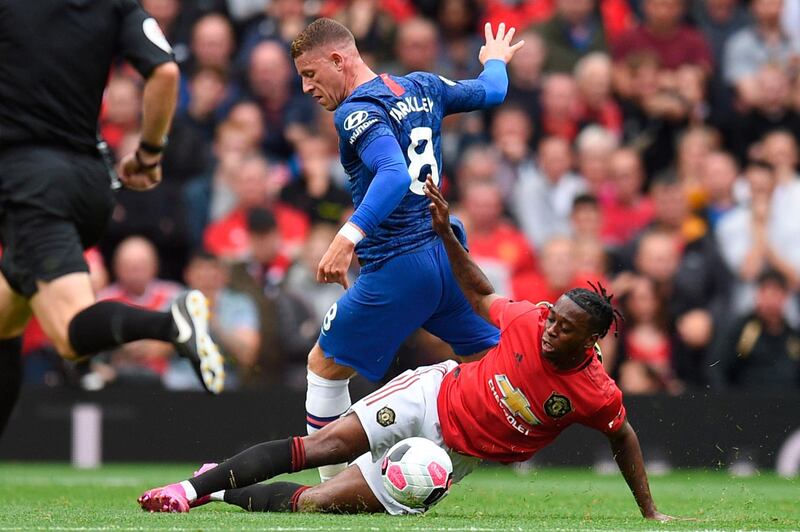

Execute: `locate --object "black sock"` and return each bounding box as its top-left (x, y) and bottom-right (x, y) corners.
top-left (67, 301), bottom-right (175, 356)
top-left (190, 438), bottom-right (303, 498)
top-left (0, 336), bottom-right (23, 438)
top-left (223, 482), bottom-right (307, 512)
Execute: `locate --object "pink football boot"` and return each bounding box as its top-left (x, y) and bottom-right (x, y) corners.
top-left (138, 483), bottom-right (190, 513)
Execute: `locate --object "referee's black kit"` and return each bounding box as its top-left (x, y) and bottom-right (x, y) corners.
top-left (0, 0), bottom-right (174, 296)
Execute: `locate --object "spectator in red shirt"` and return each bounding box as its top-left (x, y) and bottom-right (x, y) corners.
top-left (184, 119), bottom-right (260, 249)
top-left (601, 148), bottom-right (655, 245)
top-left (617, 275), bottom-right (680, 395)
top-left (574, 52), bottom-right (623, 136)
top-left (204, 154), bottom-right (309, 260)
top-left (513, 237), bottom-right (578, 304)
top-left (612, 0), bottom-right (713, 73)
top-left (538, 73), bottom-right (581, 141)
top-left (481, 0), bottom-right (555, 32)
top-left (91, 237), bottom-right (184, 386)
top-left (459, 180), bottom-right (537, 297)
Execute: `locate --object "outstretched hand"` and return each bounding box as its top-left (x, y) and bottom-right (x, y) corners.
top-left (423, 175), bottom-right (453, 238)
top-left (479, 22), bottom-right (525, 65)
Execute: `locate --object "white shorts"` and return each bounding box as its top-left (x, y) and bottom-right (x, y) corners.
top-left (349, 360), bottom-right (480, 515)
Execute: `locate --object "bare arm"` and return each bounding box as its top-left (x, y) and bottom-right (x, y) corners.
top-left (424, 176), bottom-right (501, 322)
top-left (140, 62), bottom-right (180, 145)
top-left (606, 421), bottom-right (671, 521)
top-left (118, 61), bottom-right (180, 191)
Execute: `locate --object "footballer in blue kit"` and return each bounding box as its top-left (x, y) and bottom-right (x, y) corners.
top-left (290, 18), bottom-right (525, 480)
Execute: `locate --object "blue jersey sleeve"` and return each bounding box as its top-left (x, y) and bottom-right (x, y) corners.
top-left (334, 101), bottom-right (394, 155)
top-left (335, 100), bottom-right (410, 236)
top-left (348, 135), bottom-right (410, 236)
top-left (438, 59), bottom-right (509, 115)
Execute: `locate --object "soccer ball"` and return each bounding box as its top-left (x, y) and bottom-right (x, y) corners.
top-left (380, 437), bottom-right (453, 508)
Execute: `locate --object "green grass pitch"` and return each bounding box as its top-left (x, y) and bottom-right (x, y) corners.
top-left (0, 463), bottom-right (797, 531)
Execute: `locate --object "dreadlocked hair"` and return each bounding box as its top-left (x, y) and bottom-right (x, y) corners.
top-left (564, 281), bottom-right (623, 339)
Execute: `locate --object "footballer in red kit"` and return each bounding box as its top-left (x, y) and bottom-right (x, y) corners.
top-left (438, 299), bottom-right (625, 463)
top-left (139, 177), bottom-right (674, 522)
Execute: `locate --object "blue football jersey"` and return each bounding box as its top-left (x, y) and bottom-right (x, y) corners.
top-left (334, 71), bottom-right (487, 271)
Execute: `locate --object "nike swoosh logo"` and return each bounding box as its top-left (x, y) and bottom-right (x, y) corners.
top-left (172, 301), bottom-right (193, 343)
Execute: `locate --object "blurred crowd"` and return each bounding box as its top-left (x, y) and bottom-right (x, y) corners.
top-left (21, 0), bottom-right (800, 394)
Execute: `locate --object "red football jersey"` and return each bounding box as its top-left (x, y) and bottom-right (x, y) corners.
top-left (437, 299), bottom-right (626, 463)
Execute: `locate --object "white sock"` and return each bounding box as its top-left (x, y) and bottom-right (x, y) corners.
top-left (210, 490), bottom-right (225, 502)
top-left (306, 370), bottom-right (351, 482)
top-left (179, 480), bottom-right (197, 502)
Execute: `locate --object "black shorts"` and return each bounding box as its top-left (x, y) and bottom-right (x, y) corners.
top-left (0, 145), bottom-right (115, 297)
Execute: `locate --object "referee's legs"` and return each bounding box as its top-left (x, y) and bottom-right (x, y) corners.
top-left (0, 272), bottom-right (31, 439)
top-left (29, 272), bottom-right (176, 360)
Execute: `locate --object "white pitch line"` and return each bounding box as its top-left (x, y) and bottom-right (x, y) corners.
top-left (0, 528), bottom-right (789, 532)
top-left (0, 476), bottom-right (141, 487)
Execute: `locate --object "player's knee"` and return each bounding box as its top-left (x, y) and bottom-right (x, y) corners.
top-left (50, 329), bottom-right (80, 360)
top-left (304, 430), bottom-right (350, 465)
top-left (54, 340), bottom-right (80, 360)
top-left (304, 419), bottom-right (365, 466)
top-left (306, 344), bottom-right (330, 375)
top-left (307, 348), bottom-right (355, 380)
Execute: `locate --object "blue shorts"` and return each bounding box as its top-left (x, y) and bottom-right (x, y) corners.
top-left (318, 240), bottom-right (500, 381)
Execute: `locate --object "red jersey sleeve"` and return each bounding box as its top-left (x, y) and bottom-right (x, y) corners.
top-left (582, 386), bottom-right (627, 435)
top-left (488, 297), bottom-right (511, 327)
top-left (488, 298), bottom-right (543, 329)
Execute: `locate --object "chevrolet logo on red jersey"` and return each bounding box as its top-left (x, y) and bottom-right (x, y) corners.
top-left (495, 375), bottom-right (541, 426)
